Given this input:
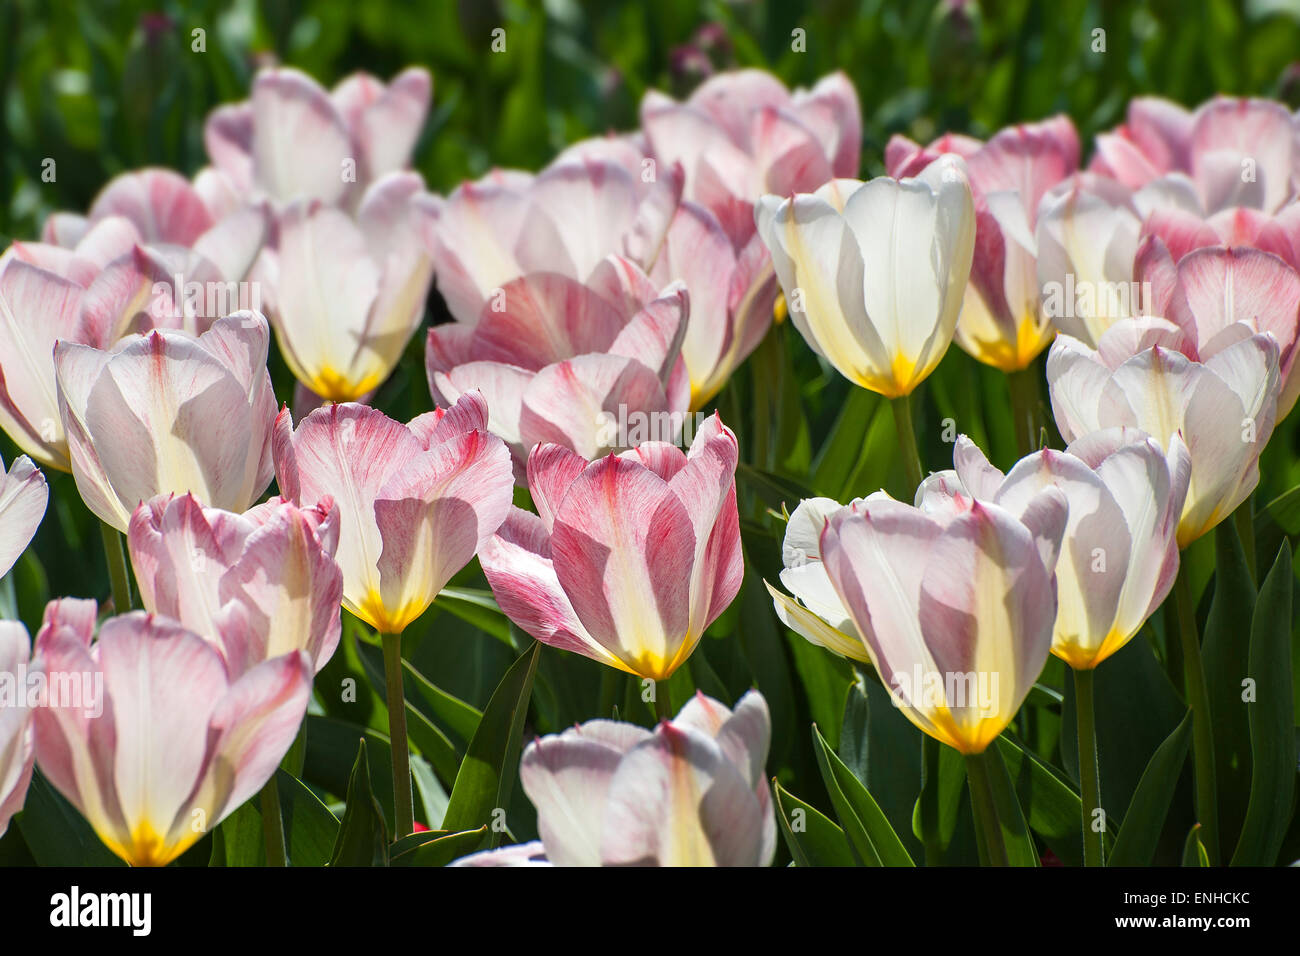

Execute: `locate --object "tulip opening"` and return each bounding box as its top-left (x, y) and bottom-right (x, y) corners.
top-left (305, 365), bottom-right (382, 404)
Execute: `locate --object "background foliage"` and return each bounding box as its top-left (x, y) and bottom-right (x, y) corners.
top-left (2, 0), bottom-right (1299, 866)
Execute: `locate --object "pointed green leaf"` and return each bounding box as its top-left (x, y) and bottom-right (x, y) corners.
top-left (329, 739), bottom-right (389, 867)
top-left (812, 724), bottom-right (914, 866)
top-left (773, 780), bottom-right (856, 867)
top-left (1109, 712), bottom-right (1192, 866)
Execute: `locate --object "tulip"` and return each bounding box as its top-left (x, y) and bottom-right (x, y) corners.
top-left (0, 620), bottom-right (35, 837)
top-left (427, 155), bottom-right (682, 327)
top-left (454, 691), bottom-right (774, 867)
top-left (818, 486), bottom-right (1067, 755)
top-left (426, 255), bottom-right (691, 471)
top-left (260, 172), bottom-right (439, 401)
top-left (1139, 203), bottom-right (1300, 272)
top-left (205, 66), bottom-right (431, 208)
top-left (1047, 318), bottom-right (1280, 547)
top-left (54, 311), bottom-right (278, 532)
top-left (754, 154), bottom-right (976, 399)
top-left (888, 118), bottom-right (1080, 371)
top-left (127, 492), bottom-right (343, 675)
top-left (766, 496), bottom-right (871, 664)
top-left (1136, 241), bottom-right (1300, 415)
top-left (1035, 173), bottom-right (1145, 347)
top-left (478, 413), bottom-right (742, 682)
top-left (0, 220), bottom-right (147, 469)
top-left (272, 391), bottom-right (514, 636)
top-left (31, 598), bottom-right (311, 867)
top-left (0, 453), bottom-right (48, 579)
top-left (1091, 95), bottom-right (1297, 214)
top-left (922, 433), bottom-right (1189, 669)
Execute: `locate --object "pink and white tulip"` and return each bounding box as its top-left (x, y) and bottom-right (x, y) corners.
top-left (921, 433), bottom-right (1189, 669)
top-left (0, 621), bottom-right (36, 837)
top-left (818, 485), bottom-right (1067, 754)
top-left (127, 492), bottom-right (343, 675)
top-left (426, 255), bottom-right (691, 472)
top-left (454, 691), bottom-right (774, 867)
top-left (755, 155), bottom-right (976, 398)
top-left (1047, 319), bottom-right (1280, 546)
top-left (205, 66), bottom-right (431, 209)
top-left (273, 391), bottom-right (514, 635)
top-left (0, 453), bottom-right (48, 580)
top-left (31, 598), bottom-right (311, 867)
top-left (479, 414), bottom-right (742, 681)
top-left (888, 118), bottom-right (1079, 370)
top-left (259, 173), bottom-right (439, 402)
top-left (54, 312), bottom-right (278, 532)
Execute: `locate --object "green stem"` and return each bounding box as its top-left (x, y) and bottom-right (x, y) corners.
top-left (964, 749), bottom-right (1009, 867)
top-left (381, 631), bottom-right (414, 840)
top-left (99, 521), bottom-right (133, 612)
top-left (654, 681), bottom-right (673, 723)
top-left (1234, 497), bottom-right (1256, 583)
top-left (1173, 566), bottom-right (1218, 865)
top-left (1007, 366), bottom-right (1042, 457)
top-left (259, 775), bottom-right (287, 867)
top-left (280, 721), bottom-right (307, 777)
top-left (889, 394), bottom-right (924, 493)
top-left (1073, 667), bottom-right (1104, 866)
top-left (919, 735), bottom-right (942, 866)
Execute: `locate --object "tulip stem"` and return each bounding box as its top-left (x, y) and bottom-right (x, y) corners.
top-left (259, 775), bottom-right (287, 867)
top-left (1234, 499), bottom-right (1256, 583)
top-left (1173, 566), bottom-right (1218, 865)
top-left (99, 521), bottom-right (133, 612)
top-left (964, 749), bottom-right (1009, 867)
top-left (1007, 366), bottom-right (1042, 457)
top-left (919, 735), bottom-right (943, 865)
top-left (1073, 667), bottom-right (1104, 866)
top-left (890, 395), bottom-right (925, 493)
top-left (654, 680), bottom-right (673, 723)
top-left (381, 631), bottom-right (414, 840)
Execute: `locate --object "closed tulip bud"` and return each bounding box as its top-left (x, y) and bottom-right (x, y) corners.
top-left (479, 414), bottom-right (742, 681)
top-left (127, 492), bottom-right (343, 675)
top-left (273, 391), bottom-right (514, 635)
top-left (1047, 319), bottom-right (1280, 546)
top-left (921, 432), bottom-right (1189, 669)
top-left (31, 599), bottom-right (311, 867)
top-left (755, 154), bottom-right (976, 398)
top-left (453, 691), bottom-right (774, 867)
top-left (53, 312), bottom-right (278, 532)
top-left (818, 486), bottom-right (1067, 754)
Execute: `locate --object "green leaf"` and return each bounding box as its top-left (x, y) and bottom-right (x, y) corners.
top-left (403, 659), bottom-right (484, 742)
top-left (973, 743), bottom-right (1040, 867)
top-left (434, 586), bottom-right (514, 647)
top-left (1109, 713), bottom-right (1192, 866)
top-left (440, 642), bottom-right (541, 841)
top-left (812, 724), bottom-right (914, 866)
top-left (1258, 483), bottom-right (1300, 535)
top-left (389, 826), bottom-right (490, 867)
top-left (1182, 824), bottom-right (1211, 867)
top-left (211, 770), bottom-right (340, 867)
top-left (329, 739), bottom-right (389, 867)
top-left (773, 780), bottom-right (856, 867)
top-left (16, 772), bottom-right (124, 867)
top-left (1231, 542), bottom-right (1295, 866)
top-left (1202, 516), bottom-right (1256, 851)
top-left (997, 734), bottom-right (1086, 867)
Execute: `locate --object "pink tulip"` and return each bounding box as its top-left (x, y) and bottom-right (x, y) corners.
top-left (1091, 95), bottom-right (1297, 214)
top-left (0, 621), bottom-right (36, 837)
top-left (1139, 202), bottom-right (1300, 271)
top-left (426, 155), bottom-right (682, 327)
top-left (54, 311), bottom-right (278, 532)
top-left (818, 487), bottom-right (1067, 754)
top-left (31, 598), bottom-right (311, 867)
top-left (273, 391), bottom-right (514, 635)
top-left (1047, 318), bottom-right (1280, 546)
top-left (890, 118), bottom-right (1080, 370)
top-left (127, 492), bottom-right (343, 675)
top-left (258, 172), bottom-right (439, 402)
top-left (454, 691), bottom-right (774, 867)
top-left (1136, 241), bottom-right (1300, 414)
top-left (205, 66), bottom-right (431, 208)
top-left (0, 453), bottom-right (48, 579)
top-left (426, 255), bottom-right (691, 472)
top-left (478, 414), bottom-right (742, 681)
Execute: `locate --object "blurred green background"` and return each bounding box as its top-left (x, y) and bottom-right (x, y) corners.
top-left (3, 0), bottom-right (1300, 865)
